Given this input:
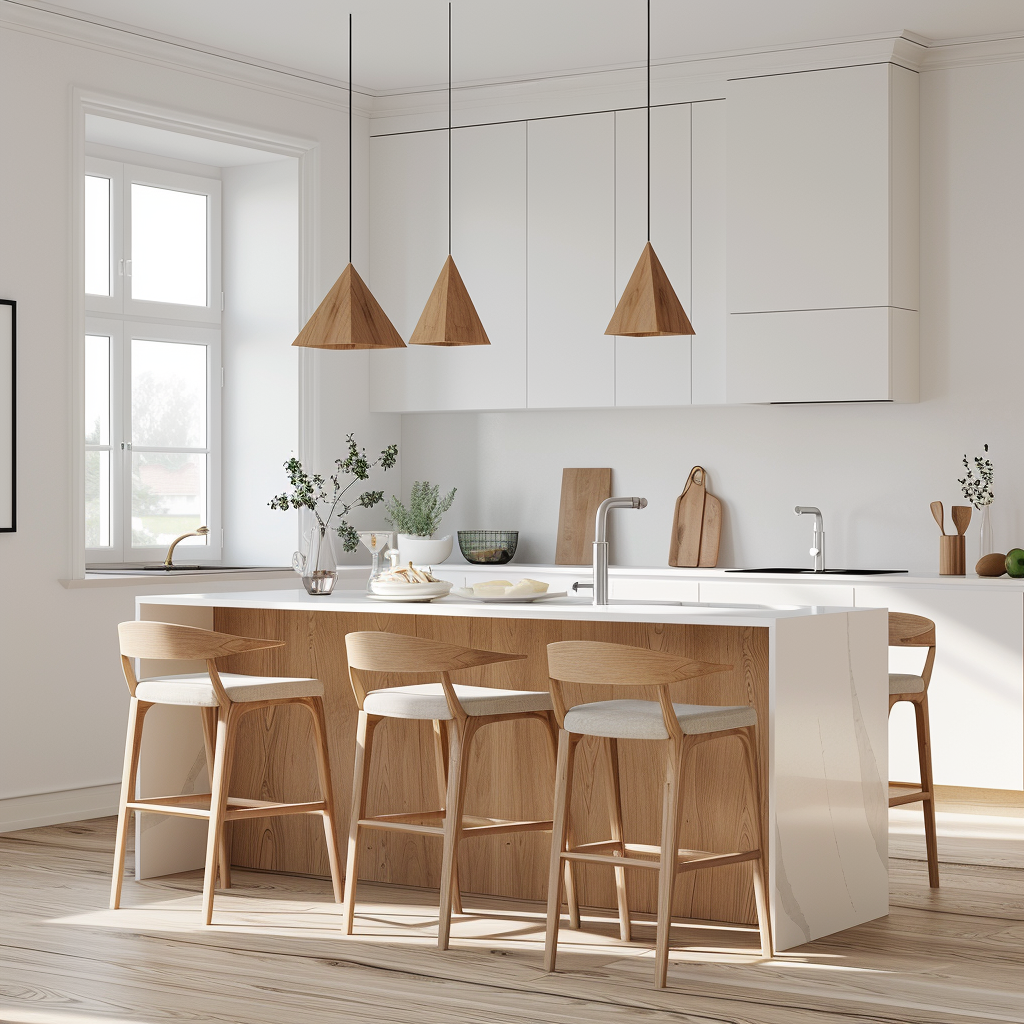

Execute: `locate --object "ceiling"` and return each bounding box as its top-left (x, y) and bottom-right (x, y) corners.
top-left (40, 0), bottom-right (1024, 93)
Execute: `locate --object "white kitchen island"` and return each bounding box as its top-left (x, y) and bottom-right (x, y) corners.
top-left (133, 588), bottom-right (888, 953)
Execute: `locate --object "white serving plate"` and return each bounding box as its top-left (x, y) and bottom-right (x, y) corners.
top-left (450, 587), bottom-right (569, 604)
top-left (370, 580), bottom-right (453, 601)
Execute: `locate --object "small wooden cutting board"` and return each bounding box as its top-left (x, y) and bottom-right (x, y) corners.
top-left (555, 468), bottom-right (612, 565)
top-left (669, 466), bottom-right (722, 567)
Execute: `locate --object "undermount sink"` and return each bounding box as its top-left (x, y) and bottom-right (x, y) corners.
top-left (726, 568), bottom-right (908, 576)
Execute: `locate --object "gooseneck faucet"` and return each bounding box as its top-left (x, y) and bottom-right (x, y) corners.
top-left (164, 525), bottom-right (210, 567)
top-left (592, 497), bottom-right (648, 604)
top-left (794, 506), bottom-right (824, 572)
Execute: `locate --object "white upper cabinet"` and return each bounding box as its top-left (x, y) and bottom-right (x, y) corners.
top-left (370, 122), bottom-right (528, 412)
top-left (614, 105), bottom-right (692, 407)
top-left (726, 63), bottom-right (920, 404)
top-left (527, 113), bottom-right (616, 409)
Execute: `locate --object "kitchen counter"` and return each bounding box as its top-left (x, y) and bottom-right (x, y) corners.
top-left (134, 588), bottom-right (888, 952)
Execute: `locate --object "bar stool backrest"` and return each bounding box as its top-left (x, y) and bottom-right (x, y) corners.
top-left (117, 620), bottom-right (285, 701)
top-left (344, 631), bottom-right (528, 712)
top-left (546, 640), bottom-right (732, 735)
top-left (887, 612), bottom-right (936, 692)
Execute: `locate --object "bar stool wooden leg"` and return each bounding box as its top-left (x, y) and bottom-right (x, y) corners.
top-left (915, 695), bottom-right (940, 888)
top-left (438, 717), bottom-right (480, 950)
top-left (604, 737), bottom-right (631, 942)
top-left (306, 696), bottom-right (344, 903)
top-left (739, 726), bottom-right (773, 958)
top-left (654, 736), bottom-right (686, 990)
top-left (202, 703), bottom-right (239, 925)
top-left (110, 698), bottom-right (151, 910)
top-left (544, 729), bottom-right (579, 973)
top-left (200, 706), bottom-right (231, 891)
top-left (343, 710), bottom-right (379, 934)
top-left (543, 713), bottom-right (579, 929)
top-left (432, 720), bottom-right (463, 916)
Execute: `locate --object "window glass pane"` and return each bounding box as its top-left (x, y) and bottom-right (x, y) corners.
top-left (132, 452), bottom-right (207, 549)
top-left (130, 183), bottom-right (207, 306)
top-left (85, 335), bottom-right (110, 445)
top-left (85, 175), bottom-right (111, 296)
top-left (131, 338), bottom-right (206, 448)
top-left (85, 450), bottom-right (111, 548)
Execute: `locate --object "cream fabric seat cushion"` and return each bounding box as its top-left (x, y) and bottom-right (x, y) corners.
top-left (889, 672), bottom-right (926, 696)
top-left (135, 671), bottom-right (323, 707)
top-left (363, 683), bottom-right (552, 721)
top-left (563, 698), bottom-right (756, 740)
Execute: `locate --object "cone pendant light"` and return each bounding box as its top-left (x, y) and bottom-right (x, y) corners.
top-left (605, 0), bottom-right (694, 339)
top-left (409, 2), bottom-right (490, 347)
top-left (293, 15), bottom-right (404, 350)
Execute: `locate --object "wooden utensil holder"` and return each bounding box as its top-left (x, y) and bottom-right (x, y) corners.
top-left (940, 535), bottom-right (966, 576)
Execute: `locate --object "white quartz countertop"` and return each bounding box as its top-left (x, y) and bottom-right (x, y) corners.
top-left (138, 588), bottom-right (863, 628)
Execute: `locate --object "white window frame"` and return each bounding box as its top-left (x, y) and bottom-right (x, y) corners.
top-left (85, 318), bottom-right (222, 565)
top-left (85, 158), bottom-right (222, 324)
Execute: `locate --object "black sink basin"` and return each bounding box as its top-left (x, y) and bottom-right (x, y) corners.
top-left (726, 568), bottom-right (908, 576)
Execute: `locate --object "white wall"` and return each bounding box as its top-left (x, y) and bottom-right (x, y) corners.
top-left (396, 59), bottom-right (1024, 575)
top-left (221, 159), bottom-right (300, 567)
top-left (0, 9), bottom-right (395, 822)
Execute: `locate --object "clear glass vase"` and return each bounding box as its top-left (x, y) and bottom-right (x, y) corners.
top-left (293, 522), bottom-right (338, 595)
top-left (978, 503), bottom-right (994, 562)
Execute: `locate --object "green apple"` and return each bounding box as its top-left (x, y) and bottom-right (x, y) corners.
top-left (1006, 549), bottom-right (1024, 577)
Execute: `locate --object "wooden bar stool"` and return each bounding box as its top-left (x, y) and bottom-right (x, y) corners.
top-left (343, 631), bottom-right (578, 949)
top-left (544, 640), bottom-right (772, 989)
top-left (111, 621), bottom-right (343, 923)
top-left (888, 612), bottom-right (939, 887)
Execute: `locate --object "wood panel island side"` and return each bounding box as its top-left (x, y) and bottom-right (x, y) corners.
top-left (133, 590), bottom-right (888, 952)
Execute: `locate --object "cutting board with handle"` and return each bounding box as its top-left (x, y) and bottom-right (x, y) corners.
top-left (669, 466), bottom-right (722, 567)
top-left (555, 468), bottom-right (612, 565)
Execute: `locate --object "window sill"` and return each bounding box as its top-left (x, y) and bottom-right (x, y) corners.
top-left (59, 567), bottom-right (367, 590)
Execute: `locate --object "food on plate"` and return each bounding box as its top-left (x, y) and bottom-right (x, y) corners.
top-left (471, 578), bottom-right (548, 597)
top-left (472, 579), bottom-right (513, 596)
top-left (376, 563), bottom-right (443, 585)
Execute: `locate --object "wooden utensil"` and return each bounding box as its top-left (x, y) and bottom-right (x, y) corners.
top-left (555, 468), bottom-right (612, 565)
top-left (669, 467), bottom-right (707, 567)
top-left (951, 506), bottom-right (972, 537)
top-left (930, 501), bottom-right (945, 535)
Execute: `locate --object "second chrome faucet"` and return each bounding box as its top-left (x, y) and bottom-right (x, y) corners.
top-left (795, 506), bottom-right (825, 572)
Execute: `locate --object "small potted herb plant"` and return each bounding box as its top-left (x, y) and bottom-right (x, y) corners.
top-left (384, 481), bottom-right (457, 565)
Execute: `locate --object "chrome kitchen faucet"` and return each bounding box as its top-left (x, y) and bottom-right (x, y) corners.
top-left (795, 506), bottom-right (825, 572)
top-left (592, 496), bottom-right (648, 604)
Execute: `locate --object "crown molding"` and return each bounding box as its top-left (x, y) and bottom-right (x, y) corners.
top-left (920, 31), bottom-right (1024, 72)
top-left (0, 0), bottom-right (375, 115)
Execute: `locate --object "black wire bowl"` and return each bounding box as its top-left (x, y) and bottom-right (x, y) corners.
top-left (458, 531), bottom-right (519, 565)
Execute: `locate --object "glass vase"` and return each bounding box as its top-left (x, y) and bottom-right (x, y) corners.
top-left (294, 522), bottom-right (338, 595)
top-left (978, 503), bottom-right (994, 562)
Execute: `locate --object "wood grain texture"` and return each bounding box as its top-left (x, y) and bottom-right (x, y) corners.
top-left (214, 607), bottom-right (769, 928)
top-left (408, 256), bottom-right (490, 347)
top-left (555, 468), bottom-right (612, 565)
top-left (3, 816), bottom-right (1024, 1024)
top-left (668, 466), bottom-right (705, 567)
top-left (697, 492), bottom-right (722, 567)
top-left (939, 535), bottom-right (965, 575)
top-left (292, 263), bottom-right (406, 350)
top-left (605, 242), bottom-right (695, 337)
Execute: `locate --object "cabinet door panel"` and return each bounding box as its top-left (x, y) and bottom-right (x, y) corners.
top-left (614, 105), bottom-right (692, 407)
top-left (855, 586), bottom-right (1023, 791)
top-left (699, 582), bottom-right (855, 607)
top-left (527, 113), bottom-right (615, 408)
top-left (370, 124), bottom-right (528, 412)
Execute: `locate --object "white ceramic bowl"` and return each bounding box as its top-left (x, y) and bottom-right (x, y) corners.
top-left (369, 579), bottom-right (453, 600)
top-left (396, 534), bottom-right (454, 566)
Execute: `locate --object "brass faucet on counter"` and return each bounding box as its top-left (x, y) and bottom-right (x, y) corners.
top-left (164, 525), bottom-right (210, 566)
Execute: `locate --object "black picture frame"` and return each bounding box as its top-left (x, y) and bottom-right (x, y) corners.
top-left (1, 299), bottom-right (15, 532)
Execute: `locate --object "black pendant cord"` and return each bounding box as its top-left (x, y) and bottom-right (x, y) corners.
top-left (448, 1), bottom-right (452, 256)
top-left (646, 0), bottom-right (651, 242)
top-left (348, 12), bottom-right (353, 266)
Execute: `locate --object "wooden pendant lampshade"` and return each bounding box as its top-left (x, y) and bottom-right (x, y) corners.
top-left (292, 15), bottom-right (405, 351)
top-left (605, 1), bottom-right (693, 339)
top-left (412, 2), bottom-right (490, 347)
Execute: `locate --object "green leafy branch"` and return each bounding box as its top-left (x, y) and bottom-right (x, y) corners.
top-left (958, 443), bottom-right (994, 509)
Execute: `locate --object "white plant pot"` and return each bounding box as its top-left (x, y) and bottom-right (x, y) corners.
top-left (397, 533), bottom-right (453, 567)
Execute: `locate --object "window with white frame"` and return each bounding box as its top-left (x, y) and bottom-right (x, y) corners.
top-left (84, 158), bottom-right (222, 564)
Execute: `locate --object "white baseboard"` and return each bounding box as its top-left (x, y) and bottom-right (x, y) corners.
top-left (0, 783), bottom-right (121, 834)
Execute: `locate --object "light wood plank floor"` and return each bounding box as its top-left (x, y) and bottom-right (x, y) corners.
top-left (1, 809), bottom-right (1023, 1024)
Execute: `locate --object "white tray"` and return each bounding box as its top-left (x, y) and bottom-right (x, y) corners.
top-left (450, 588), bottom-right (569, 604)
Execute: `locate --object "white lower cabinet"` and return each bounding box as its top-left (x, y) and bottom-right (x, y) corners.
top-left (854, 586), bottom-right (1023, 791)
top-left (698, 581), bottom-right (855, 608)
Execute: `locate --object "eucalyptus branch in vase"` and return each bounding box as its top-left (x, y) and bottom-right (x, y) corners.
top-left (958, 443), bottom-right (995, 560)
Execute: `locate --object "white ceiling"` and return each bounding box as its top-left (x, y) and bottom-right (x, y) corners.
top-left (43, 0), bottom-right (1024, 93)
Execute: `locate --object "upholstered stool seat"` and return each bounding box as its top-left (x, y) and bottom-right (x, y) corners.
top-left (564, 699), bottom-right (757, 740)
top-left (889, 672), bottom-right (926, 696)
top-left (363, 682), bottom-right (551, 720)
top-left (135, 672), bottom-right (323, 707)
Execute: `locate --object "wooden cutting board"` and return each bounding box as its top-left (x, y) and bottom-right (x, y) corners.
top-left (555, 468), bottom-right (612, 565)
top-left (668, 466), bottom-right (722, 567)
